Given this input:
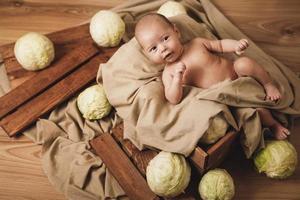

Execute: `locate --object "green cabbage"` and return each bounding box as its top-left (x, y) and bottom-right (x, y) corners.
top-left (89, 10), bottom-right (125, 47)
top-left (157, 1), bottom-right (187, 18)
top-left (200, 114), bottom-right (228, 144)
top-left (77, 84), bottom-right (112, 120)
top-left (14, 32), bottom-right (55, 71)
top-left (146, 151), bottom-right (191, 197)
top-left (254, 140), bottom-right (298, 179)
top-left (199, 168), bottom-right (235, 200)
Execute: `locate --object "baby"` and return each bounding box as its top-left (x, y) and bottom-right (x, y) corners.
top-left (134, 13), bottom-right (289, 140)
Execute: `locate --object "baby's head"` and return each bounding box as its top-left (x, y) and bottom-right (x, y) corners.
top-left (135, 13), bottom-right (183, 64)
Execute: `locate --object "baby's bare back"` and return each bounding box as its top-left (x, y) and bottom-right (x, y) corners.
top-left (168, 39), bottom-right (237, 88)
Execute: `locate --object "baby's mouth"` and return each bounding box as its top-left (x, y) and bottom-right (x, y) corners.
top-left (164, 52), bottom-right (173, 60)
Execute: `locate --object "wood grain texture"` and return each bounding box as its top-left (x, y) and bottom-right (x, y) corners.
top-left (0, 0), bottom-right (124, 44)
top-left (0, 132), bottom-right (65, 200)
top-left (0, 0), bottom-right (300, 199)
top-left (212, 0), bottom-right (300, 72)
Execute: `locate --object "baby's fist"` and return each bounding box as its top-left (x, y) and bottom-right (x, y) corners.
top-left (235, 39), bottom-right (249, 55)
top-left (175, 61), bottom-right (186, 74)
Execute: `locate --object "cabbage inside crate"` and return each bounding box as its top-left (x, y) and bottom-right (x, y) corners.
top-left (190, 128), bottom-right (239, 173)
top-left (90, 122), bottom-right (239, 199)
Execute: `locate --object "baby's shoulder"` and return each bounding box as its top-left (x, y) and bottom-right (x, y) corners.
top-left (190, 37), bottom-right (210, 45)
top-left (186, 37), bottom-right (210, 50)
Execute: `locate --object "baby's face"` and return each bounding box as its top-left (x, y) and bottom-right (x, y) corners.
top-left (136, 20), bottom-right (183, 64)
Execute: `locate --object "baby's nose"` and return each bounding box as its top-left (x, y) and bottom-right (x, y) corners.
top-left (159, 44), bottom-right (167, 53)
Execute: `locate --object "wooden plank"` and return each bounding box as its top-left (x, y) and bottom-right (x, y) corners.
top-left (189, 147), bottom-right (208, 174)
top-left (206, 130), bottom-right (238, 169)
top-left (0, 47), bottom-right (118, 137)
top-left (90, 133), bottom-right (159, 200)
top-left (0, 44), bottom-right (99, 119)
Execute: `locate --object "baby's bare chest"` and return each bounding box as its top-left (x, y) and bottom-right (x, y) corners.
top-left (174, 52), bottom-right (235, 88)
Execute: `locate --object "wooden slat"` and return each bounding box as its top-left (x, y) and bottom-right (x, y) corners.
top-left (189, 147), bottom-right (208, 174)
top-left (206, 130), bottom-right (238, 169)
top-left (0, 47), bottom-right (118, 137)
top-left (0, 44), bottom-right (98, 119)
top-left (90, 133), bottom-right (159, 200)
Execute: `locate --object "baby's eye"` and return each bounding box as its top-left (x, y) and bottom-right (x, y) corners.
top-left (150, 46), bottom-right (157, 52)
top-left (163, 36), bottom-right (169, 41)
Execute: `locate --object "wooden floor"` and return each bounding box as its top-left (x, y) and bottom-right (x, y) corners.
top-left (0, 0), bottom-right (299, 199)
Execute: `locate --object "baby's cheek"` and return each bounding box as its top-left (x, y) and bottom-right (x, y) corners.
top-left (151, 55), bottom-right (164, 64)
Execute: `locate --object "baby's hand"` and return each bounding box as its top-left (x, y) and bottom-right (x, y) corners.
top-left (235, 39), bottom-right (249, 55)
top-left (174, 61), bottom-right (186, 79)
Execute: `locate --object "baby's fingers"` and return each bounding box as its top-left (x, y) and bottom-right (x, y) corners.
top-left (240, 39), bottom-right (249, 46)
top-left (238, 45), bottom-right (246, 51)
top-left (176, 64), bottom-right (186, 73)
top-left (177, 62), bottom-right (186, 69)
top-left (239, 43), bottom-right (248, 50)
top-left (235, 50), bottom-right (244, 55)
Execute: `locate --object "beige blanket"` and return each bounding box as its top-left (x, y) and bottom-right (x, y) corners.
top-left (1, 0), bottom-right (300, 199)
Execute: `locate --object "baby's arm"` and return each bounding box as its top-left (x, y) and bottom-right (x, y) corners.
top-left (162, 62), bottom-right (186, 104)
top-left (202, 38), bottom-right (249, 55)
